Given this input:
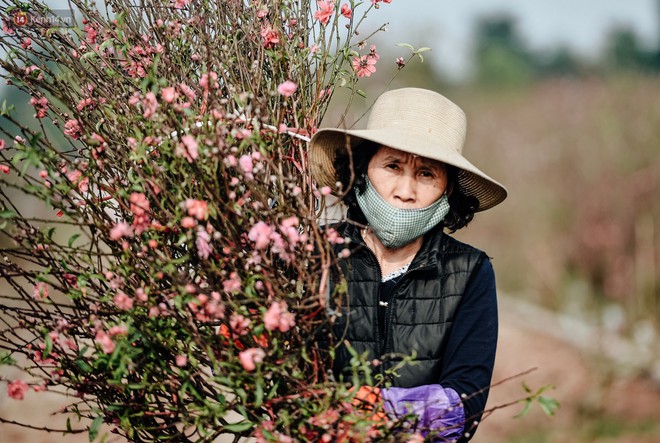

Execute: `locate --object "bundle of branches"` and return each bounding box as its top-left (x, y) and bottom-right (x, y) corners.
top-left (0, 0), bottom-right (415, 441)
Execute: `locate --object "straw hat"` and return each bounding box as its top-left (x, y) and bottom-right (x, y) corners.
top-left (308, 88), bottom-right (507, 211)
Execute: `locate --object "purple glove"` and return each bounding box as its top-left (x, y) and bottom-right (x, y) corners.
top-left (382, 384), bottom-right (465, 441)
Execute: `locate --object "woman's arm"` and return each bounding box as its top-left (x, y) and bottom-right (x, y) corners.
top-left (438, 258), bottom-right (498, 440)
top-left (380, 259), bottom-right (498, 441)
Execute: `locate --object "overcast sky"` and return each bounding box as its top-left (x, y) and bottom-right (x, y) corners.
top-left (367, 0), bottom-right (659, 78)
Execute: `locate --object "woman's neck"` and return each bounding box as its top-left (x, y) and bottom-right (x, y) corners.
top-left (361, 228), bottom-right (423, 276)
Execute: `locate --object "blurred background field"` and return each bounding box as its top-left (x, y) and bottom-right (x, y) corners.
top-left (2, 0), bottom-right (660, 442)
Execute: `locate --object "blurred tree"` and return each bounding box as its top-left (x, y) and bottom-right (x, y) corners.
top-left (602, 27), bottom-right (654, 72)
top-left (473, 15), bottom-right (534, 87)
top-left (534, 46), bottom-right (585, 79)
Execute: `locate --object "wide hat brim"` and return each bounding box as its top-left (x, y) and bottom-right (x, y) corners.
top-left (308, 127), bottom-right (508, 212)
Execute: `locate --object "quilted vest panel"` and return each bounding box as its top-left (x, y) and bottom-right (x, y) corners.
top-left (330, 223), bottom-right (485, 388)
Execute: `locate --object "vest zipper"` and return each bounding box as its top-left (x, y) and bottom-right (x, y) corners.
top-left (382, 263), bottom-right (435, 356)
top-left (355, 235), bottom-right (435, 375)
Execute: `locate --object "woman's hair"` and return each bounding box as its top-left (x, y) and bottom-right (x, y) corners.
top-left (334, 141), bottom-right (479, 232)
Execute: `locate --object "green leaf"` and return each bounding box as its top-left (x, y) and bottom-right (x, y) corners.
top-left (44, 333), bottom-right (53, 357)
top-left (80, 51), bottom-right (98, 62)
top-left (254, 380), bottom-right (263, 408)
top-left (68, 234), bottom-right (81, 248)
top-left (98, 38), bottom-right (115, 52)
top-left (416, 47), bottom-right (432, 53)
top-left (89, 415), bottom-right (103, 442)
top-left (0, 351), bottom-right (17, 366)
top-left (396, 43), bottom-right (415, 51)
top-left (76, 359), bottom-right (93, 373)
top-left (416, 53), bottom-right (425, 63)
top-left (222, 421), bottom-right (254, 433)
top-left (0, 99), bottom-right (15, 117)
top-left (0, 210), bottom-right (17, 219)
top-left (538, 396), bottom-right (560, 416)
top-left (356, 89), bottom-right (367, 98)
top-left (514, 399), bottom-right (533, 418)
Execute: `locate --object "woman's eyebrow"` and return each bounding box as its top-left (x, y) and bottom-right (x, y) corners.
top-left (415, 158), bottom-right (443, 170)
top-left (381, 155), bottom-right (402, 163)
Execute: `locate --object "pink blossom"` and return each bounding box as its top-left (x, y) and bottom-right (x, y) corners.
top-left (142, 92), bottom-right (159, 118)
top-left (130, 192), bottom-right (151, 233)
top-left (196, 228), bottom-right (213, 259)
top-left (108, 325), bottom-right (128, 336)
top-left (179, 83), bottom-right (196, 101)
top-left (29, 96), bottom-right (49, 119)
top-left (352, 47), bottom-right (379, 78)
top-left (396, 57), bottom-right (406, 68)
top-left (76, 98), bottom-right (94, 111)
top-left (113, 291), bottom-right (134, 310)
top-left (173, 0), bottom-right (190, 9)
top-left (161, 86), bottom-right (177, 103)
top-left (314, 1), bottom-right (335, 26)
top-left (229, 313), bottom-right (250, 336)
top-left (260, 25), bottom-right (279, 48)
top-left (64, 119), bottom-right (82, 139)
top-left (185, 199), bottom-right (209, 220)
top-left (320, 186), bottom-right (332, 195)
top-left (280, 216), bottom-right (302, 245)
top-left (177, 135), bottom-right (199, 163)
top-left (238, 348), bottom-right (265, 372)
top-left (405, 434), bottom-right (425, 443)
top-left (32, 384), bottom-right (47, 393)
top-left (225, 155), bottom-right (237, 167)
top-left (199, 72), bottom-right (218, 89)
top-left (248, 221), bottom-right (273, 250)
top-left (340, 3), bottom-right (352, 18)
top-left (264, 301), bottom-right (296, 333)
top-left (277, 81), bottom-right (297, 97)
top-left (175, 355), bottom-right (187, 367)
top-left (33, 282), bottom-right (49, 300)
top-left (84, 24), bottom-right (98, 44)
top-left (66, 170), bottom-right (89, 193)
top-left (326, 227), bottom-right (345, 244)
top-left (95, 330), bottom-right (115, 354)
top-left (1, 164), bottom-right (12, 174)
top-left (0, 139), bottom-right (5, 150)
top-left (136, 287), bottom-right (148, 302)
top-left (130, 192), bottom-right (149, 216)
top-left (109, 222), bottom-right (134, 241)
top-left (222, 272), bottom-right (241, 293)
top-left (238, 155), bottom-right (253, 173)
top-left (7, 380), bottom-right (29, 400)
top-left (257, 6), bottom-right (269, 18)
top-left (2, 18), bottom-right (15, 36)
top-left (181, 217), bottom-right (196, 229)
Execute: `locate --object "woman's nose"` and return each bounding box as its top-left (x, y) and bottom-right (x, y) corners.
top-left (393, 175), bottom-right (416, 203)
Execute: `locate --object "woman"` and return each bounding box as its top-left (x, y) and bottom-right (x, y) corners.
top-left (308, 88), bottom-right (507, 441)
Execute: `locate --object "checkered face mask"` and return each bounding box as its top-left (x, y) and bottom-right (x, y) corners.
top-left (355, 175), bottom-right (450, 249)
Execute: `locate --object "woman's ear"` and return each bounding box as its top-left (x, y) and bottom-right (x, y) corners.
top-left (446, 182), bottom-right (454, 197)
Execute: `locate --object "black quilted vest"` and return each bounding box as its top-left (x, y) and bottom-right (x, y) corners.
top-left (330, 222), bottom-right (486, 388)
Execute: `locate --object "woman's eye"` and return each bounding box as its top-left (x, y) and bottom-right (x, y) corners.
top-left (419, 170), bottom-right (434, 178)
top-left (385, 163), bottom-right (399, 170)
